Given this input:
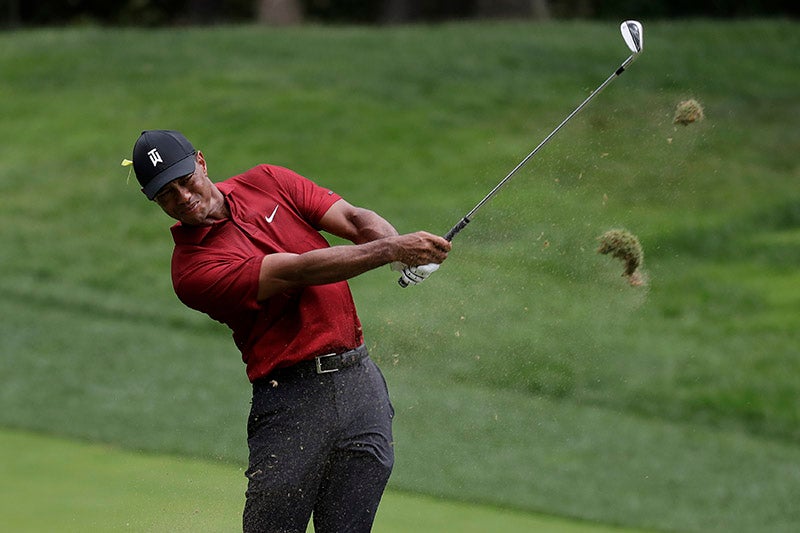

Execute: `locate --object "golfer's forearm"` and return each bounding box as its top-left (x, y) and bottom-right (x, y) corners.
top-left (292, 240), bottom-right (395, 281)
top-left (257, 239), bottom-right (396, 300)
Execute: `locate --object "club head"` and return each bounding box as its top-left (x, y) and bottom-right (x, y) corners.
top-left (621, 20), bottom-right (644, 54)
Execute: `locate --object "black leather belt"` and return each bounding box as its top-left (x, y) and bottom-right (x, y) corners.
top-left (258, 344), bottom-right (369, 385)
top-left (309, 344), bottom-right (369, 374)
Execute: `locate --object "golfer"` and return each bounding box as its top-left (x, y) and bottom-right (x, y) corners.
top-left (129, 130), bottom-right (450, 532)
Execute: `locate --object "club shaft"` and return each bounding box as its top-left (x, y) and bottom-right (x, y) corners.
top-left (445, 53), bottom-right (637, 242)
top-left (400, 51), bottom-right (638, 287)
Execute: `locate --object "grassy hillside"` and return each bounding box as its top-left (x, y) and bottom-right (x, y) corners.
top-left (1, 19), bottom-right (798, 532)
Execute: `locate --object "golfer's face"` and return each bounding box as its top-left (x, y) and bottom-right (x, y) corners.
top-left (154, 157), bottom-right (217, 225)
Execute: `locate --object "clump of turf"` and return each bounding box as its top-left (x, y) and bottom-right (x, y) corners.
top-left (597, 229), bottom-right (645, 286)
top-left (673, 99), bottom-right (705, 125)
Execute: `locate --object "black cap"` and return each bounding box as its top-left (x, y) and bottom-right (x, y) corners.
top-left (132, 130), bottom-right (196, 200)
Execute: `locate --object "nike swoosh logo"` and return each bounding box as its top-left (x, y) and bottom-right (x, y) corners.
top-left (265, 205), bottom-right (279, 224)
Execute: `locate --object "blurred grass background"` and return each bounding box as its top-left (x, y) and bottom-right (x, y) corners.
top-left (1, 19), bottom-right (799, 532)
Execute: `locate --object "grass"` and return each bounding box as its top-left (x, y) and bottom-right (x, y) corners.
top-left (0, 429), bottom-right (649, 533)
top-left (1, 19), bottom-right (799, 532)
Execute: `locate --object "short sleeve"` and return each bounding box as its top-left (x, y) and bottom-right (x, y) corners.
top-left (171, 245), bottom-right (263, 321)
top-left (270, 166), bottom-right (341, 228)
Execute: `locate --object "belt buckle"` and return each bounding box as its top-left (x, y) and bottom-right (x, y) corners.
top-left (315, 352), bottom-right (339, 374)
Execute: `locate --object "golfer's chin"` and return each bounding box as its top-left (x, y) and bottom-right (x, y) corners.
top-left (175, 202), bottom-right (209, 226)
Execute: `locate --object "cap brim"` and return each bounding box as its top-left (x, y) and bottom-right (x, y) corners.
top-left (142, 154), bottom-right (196, 200)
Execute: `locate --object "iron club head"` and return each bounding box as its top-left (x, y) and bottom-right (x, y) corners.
top-left (621, 20), bottom-right (644, 54)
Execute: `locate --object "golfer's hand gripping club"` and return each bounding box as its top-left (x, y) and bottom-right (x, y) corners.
top-left (396, 218), bottom-right (468, 288)
top-left (395, 263), bottom-right (440, 287)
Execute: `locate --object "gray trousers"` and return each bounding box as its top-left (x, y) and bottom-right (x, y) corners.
top-left (243, 354), bottom-right (394, 532)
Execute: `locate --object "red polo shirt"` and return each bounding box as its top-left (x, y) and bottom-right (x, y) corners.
top-left (170, 164), bottom-right (364, 382)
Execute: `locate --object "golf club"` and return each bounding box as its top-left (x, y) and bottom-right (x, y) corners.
top-left (399, 20), bottom-right (644, 287)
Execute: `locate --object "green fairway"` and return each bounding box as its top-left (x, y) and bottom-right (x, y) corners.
top-left (0, 429), bottom-right (649, 533)
top-left (1, 19), bottom-right (799, 532)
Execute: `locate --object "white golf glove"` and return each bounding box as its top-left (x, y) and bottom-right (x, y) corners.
top-left (392, 262), bottom-right (440, 287)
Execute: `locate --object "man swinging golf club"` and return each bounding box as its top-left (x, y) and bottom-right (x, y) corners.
top-left (128, 129), bottom-right (450, 532)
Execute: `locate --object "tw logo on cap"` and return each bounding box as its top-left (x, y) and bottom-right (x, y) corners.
top-left (147, 148), bottom-right (163, 167)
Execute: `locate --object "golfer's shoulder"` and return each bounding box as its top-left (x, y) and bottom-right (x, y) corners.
top-left (221, 165), bottom-right (315, 206)
top-left (226, 164), bottom-right (298, 188)
top-left (214, 166), bottom-right (271, 197)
